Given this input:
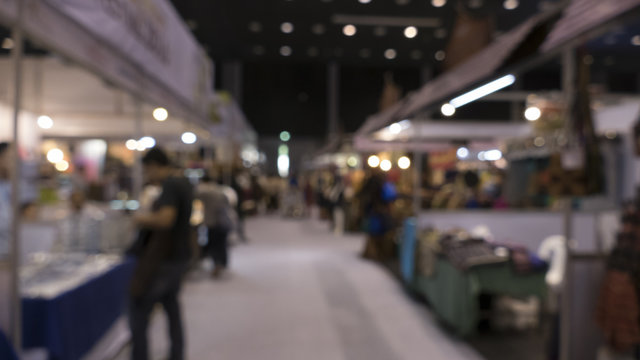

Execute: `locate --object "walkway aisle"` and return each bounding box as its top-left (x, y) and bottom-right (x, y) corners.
top-left (142, 216), bottom-right (484, 360)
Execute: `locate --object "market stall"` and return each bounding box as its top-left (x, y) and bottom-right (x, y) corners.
top-left (355, 0), bottom-right (640, 358)
top-left (0, 0), bottom-right (218, 358)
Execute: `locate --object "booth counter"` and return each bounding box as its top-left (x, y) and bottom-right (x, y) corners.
top-left (400, 218), bottom-right (547, 337)
top-left (21, 255), bottom-right (134, 360)
top-left (417, 209), bottom-right (619, 253)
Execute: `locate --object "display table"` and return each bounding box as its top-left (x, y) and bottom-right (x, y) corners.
top-left (0, 329), bottom-right (18, 360)
top-left (414, 259), bottom-right (546, 337)
top-left (22, 258), bottom-right (135, 360)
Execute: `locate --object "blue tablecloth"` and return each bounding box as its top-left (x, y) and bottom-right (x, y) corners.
top-left (22, 258), bottom-right (135, 360)
top-left (0, 329), bottom-right (18, 360)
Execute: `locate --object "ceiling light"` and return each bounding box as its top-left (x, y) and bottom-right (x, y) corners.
top-left (248, 21), bottom-right (262, 33)
top-left (384, 49), bottom-right (397, 60)
top-left (368, 155), bottom-right (380, 168)
top-left (347, 157), bottom-right (358, 167)
top-left (312, 24), bottom-right (326, 35)
top-left (503, 0), bottom-right (519, 10)
top-left (374, 27), bottom-right (387, 37)
top-left (441, 103), bottom-right (456, 116)
top-left (253, 45), bottom-right (266, 55)
top-left (457, 147), bottom-right (469, 159)
top-left (434, 28), bottom-right (447, 39)
top-left (398, 156), bottom-right (411, 170)
top-left (525, 106), bottom-right (542, 121)
top-left (55, 160), bottom-right (69, 172)
top-left (468, 0), bottom-right (483, 8)
top-left (449, 74), bottom-right (515, 108)
top-left (389, 123), bottom-right (402, 134)
top-left (435, 50), bottom-right (446, 61)
top-left (136, 142), bottom-right (146, 151)
top-left (343, 24), bottom-right (357, 37)
top-left (534, 137), bottom-right (546, 147)
top-left (411, 50), bottom-right (423, 60)
top-left (37, 115), bottom-right (53, 129)
top-left (125, 139), bottom-right (138, 151)
top-left (181, 132), bottom-right (197, 145)
top-left (2, 38), bottom-right (14, 50)
top-left (280, 46), bottom-right (293, 56)
top-left (380, 159), bottom-right (392, 171)
top-left (396, 0), bottom-right (410, 5)
top-left (432, 0), bottom-right (447, 7)
top-left (139, 136), bottom-right (156, 149)
top-left (279, 144), bottom-right (289, 155)
top-left (153, 107), bottom-right (168, 121)
top-left (404, 26), bottom-right (418, 39)
top-left (359, 0), bottom-right (372, 3)
top-left (632, 35), bottom-right (640, 46)
top-left (47, 148), bottom-right (64, 164)
top-left (280, 131), bottom-right (291, 142)
top-left (281, 22), bottom-right (294, 34)
top-left (483, 149), bottom-right (503, 161)
top-left (277, 154), bottom-right (290, 178)
top-left (360, 49), bottom-right (372, 58)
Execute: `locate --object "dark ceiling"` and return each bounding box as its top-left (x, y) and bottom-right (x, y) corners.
top-left (166, 0), bottom-right (568, 139)
top-left (171, 0), bottom-right (559, 65)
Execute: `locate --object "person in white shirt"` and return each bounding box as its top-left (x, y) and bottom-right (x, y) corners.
top-left (195, 175), bottom-right (236, 278)
top-left (58, 191), bottom-right (103, 253)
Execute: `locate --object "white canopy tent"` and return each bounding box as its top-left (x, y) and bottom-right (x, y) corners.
top-left (0, 0), bottom-right (220, 351)
top-left (355, 121), bottom-right (532, 153)
top-left (0, 57), bottom-right (211, 145)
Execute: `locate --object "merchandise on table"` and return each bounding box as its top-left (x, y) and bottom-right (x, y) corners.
top-left (20, 253), bottom-right (122, 299)
top-left (597, 200), bottom-right (640, 352)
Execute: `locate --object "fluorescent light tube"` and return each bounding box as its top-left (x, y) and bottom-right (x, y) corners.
top-left (449, 74), bottom-right (516, 108)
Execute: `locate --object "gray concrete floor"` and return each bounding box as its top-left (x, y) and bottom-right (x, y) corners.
top-left (116, 216), bottom-right (484, 360)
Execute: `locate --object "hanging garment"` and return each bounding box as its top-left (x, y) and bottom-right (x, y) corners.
top-left (597, 270), bottom-right (640, 352)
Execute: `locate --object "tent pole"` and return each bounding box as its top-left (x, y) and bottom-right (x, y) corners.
top-left (133, 99), bottom-right (143, 200)
top-left (560, 48), bottom-right (576, 360)
top-left (412, 152), bottom-right (422, 216)
top-left (9, 0), bottom-right (26, 352)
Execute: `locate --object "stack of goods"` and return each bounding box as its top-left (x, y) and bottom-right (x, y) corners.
top-left (440, 235), bottom-right (509, 270)
top-left (415, 228), bottom-right (549, 277)
top-left (597, 201), bottom-right (640, 353)
top-left (21, 253), bottom-right (122, 298)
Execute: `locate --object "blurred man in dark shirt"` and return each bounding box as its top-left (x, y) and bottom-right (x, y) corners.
top-left (129, 148), bottom-right (193, 360)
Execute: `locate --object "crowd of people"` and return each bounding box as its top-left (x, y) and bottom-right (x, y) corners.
top-left (0, 142), bottom-right (410, 360)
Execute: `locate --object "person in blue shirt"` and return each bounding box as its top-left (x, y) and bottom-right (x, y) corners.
top-left (0, 143), bottom-right (12, 257)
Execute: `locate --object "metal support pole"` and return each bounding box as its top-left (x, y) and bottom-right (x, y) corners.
top-left (413, 152), bottom-right (423, 216)
top-left (133, 99), bottom-right (143, 199)
top-left (9, 0), bottom-right (25, 351)
top-left (327, 62), bottom-right (340, 140)
top-left (560, 48), bottom-right (576, 360)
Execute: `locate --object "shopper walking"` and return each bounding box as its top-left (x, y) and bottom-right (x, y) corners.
top-left (196, 175), bottom-right (235, 278)
top-left (231, 170), bottom-right (251, 242)
top-left (0, 143), bottom-right (11, 256)
top-left (129, 148), bottom-right (193, 360)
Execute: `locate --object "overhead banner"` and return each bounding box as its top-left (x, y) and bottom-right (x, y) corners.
top-left (542, 0), bottom-right (640, 52)
top-left (0, 0), bottom-right (211, 118)
top-left (44, 0), bottom-right (211, 110)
